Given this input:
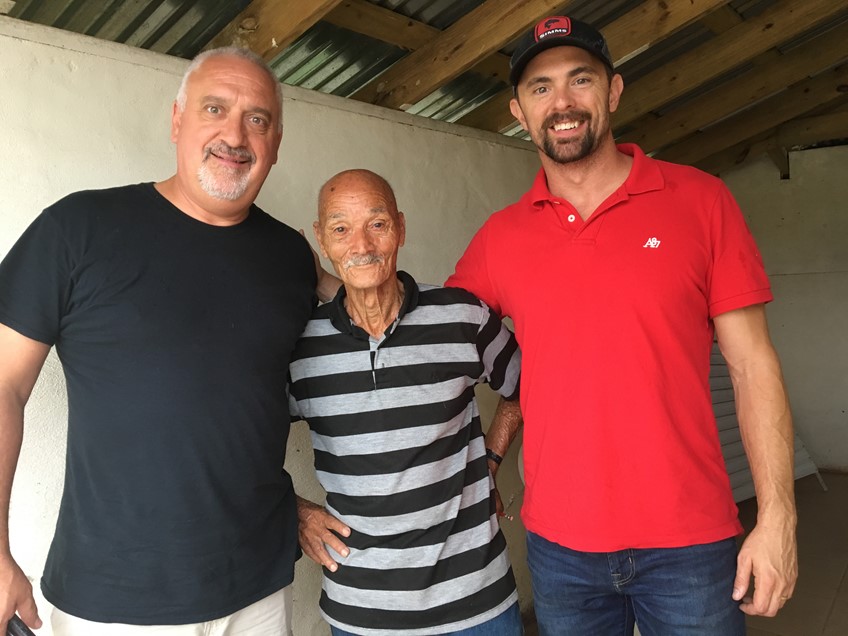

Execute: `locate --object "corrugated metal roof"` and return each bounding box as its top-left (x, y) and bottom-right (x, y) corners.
top-left (269, 21), bottom-right (405, 97)
top-left (7, 0), bottom-right (641, 128)
top-left (8, 0), bottom-right (249, 58)
top-left (7, 0), bottom-right (844, 147)
top-left (371, 0), bottom-right (483, 29)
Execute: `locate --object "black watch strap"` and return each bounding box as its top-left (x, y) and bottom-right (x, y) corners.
top-left (485, 448), bottom-right (503, 465)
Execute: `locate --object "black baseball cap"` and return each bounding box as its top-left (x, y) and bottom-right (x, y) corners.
top-left (509, 16), bottom-right (614, 87)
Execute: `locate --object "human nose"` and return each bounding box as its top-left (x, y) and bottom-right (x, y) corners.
top-left (349, 227), bottom-right (376, 253)
top-left (551, 84), bottom-right (575, 110)
top-left (219, 113), bottom-right (246, 147)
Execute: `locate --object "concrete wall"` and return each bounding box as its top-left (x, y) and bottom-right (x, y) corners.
top-left (0, 17), bottom-right (539, 634)
top-left (722, 148), bottom-right (848, 472)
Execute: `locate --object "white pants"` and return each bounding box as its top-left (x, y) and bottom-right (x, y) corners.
top-left (50, 586), bottom-right (292, 636)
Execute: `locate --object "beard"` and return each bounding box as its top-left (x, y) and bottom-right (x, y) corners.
top-left (537, 109), bottom-right (603, 165)
top-left (197, 142), bottom-right (254, 201)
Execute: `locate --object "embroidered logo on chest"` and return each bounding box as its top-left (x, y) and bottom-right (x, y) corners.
top-left (642, 237), bottom-right (661, 249)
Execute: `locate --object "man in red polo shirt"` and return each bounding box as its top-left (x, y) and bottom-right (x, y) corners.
top-left (447, 16), bottom-right (797, 635)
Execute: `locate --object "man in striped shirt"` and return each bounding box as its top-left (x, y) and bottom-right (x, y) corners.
top-left (289, 169), bottom-right (524, 635)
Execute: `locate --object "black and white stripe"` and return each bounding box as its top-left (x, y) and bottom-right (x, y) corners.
top-left (289, 271), bottom-right (520, 635)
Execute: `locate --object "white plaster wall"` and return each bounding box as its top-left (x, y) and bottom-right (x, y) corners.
top-left (0, 17), bottom-right (539, 635)
top-left (722, 147), bottom-right (848, 471)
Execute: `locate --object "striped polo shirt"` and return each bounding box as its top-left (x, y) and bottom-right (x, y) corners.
top-left (289, 271), bottom-right (521, 635)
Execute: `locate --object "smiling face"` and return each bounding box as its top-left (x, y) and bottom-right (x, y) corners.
top-left (314, 170), bottom-right (405, 293)
top-left (170, 54), bottom-right (282, 222)
top-left (510, 46), bottom-right (622, 166)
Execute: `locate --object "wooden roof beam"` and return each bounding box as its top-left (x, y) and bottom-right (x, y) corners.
top-left (205, 0), bottom-right (343, 60)
top-left (767, 146), bottom-right (791, 180)
top-left (655, 64), bottom-right (848, 166)
top-left (611, 4), bottom-right (744, 144)
top-left (695, 131), bottom-right (777, 176)
top-left (613, 0), bottom-right (847, 128)
top-left (324, 0), bottom-right (438, 51)
top-left (619, 21), bottom-right (848, 153)
top-left (325, 0), bottom-right (511, 85)
top-left (777, 109), bottom-right (848, 148)
top-left (696, 103), bottom-right (848, 175)
top-left (352, 0), bottom-right (566, 109)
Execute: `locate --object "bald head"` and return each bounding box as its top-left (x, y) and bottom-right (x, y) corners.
top-left (317, 169), bottom-right (398, 225)
top-left (313, 169), bottom-right (405, 292)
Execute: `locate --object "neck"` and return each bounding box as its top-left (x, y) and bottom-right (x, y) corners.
top-left (155, 176), bottom-right (250, 226)
top-left (345, 276), bottom-right (404, 339)
top-left (541, 139), bottom-right (632, 221)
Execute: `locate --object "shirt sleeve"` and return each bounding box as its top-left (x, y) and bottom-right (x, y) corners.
top-left (707, 182), bottom-right (773, 318)
top-left (445, 222), bottom-right (504, 317)
top-left (475, 301), bottom-right (520, 400)
top-left (286, 381), bottom-right (304, 422)
top-left (0, 209), bottom-right (71, 345)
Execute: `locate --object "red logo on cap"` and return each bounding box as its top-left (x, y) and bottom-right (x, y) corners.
top-left (535, 16), bottom-right (571, 42)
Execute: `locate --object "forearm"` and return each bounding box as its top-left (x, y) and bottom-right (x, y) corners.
top-left (485, 397), bottom-right (523, 475)
top-left (716, 306), bottom-right (796, 525)
top-left (0, 394), bottom-right (25, 556)
top-left (0, 326), bottom-right (51, 557)
top-left (733, 350), bottom-right (797, 526)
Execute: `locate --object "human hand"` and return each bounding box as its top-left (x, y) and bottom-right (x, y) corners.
top-left (299, 229), bottom-right (341, 303)
top-left (487, 461), bottom-right (514, 521)
top-left (492, 482), bottom-right (505, 518)
top-left (296, 497), bottom-right (351, 573)
top-left (7, 615), bottom-right (36, 636)
top-left (0, 554), bottom-right (41, 633)
top-left (732, 521), bottom-right (798, 616)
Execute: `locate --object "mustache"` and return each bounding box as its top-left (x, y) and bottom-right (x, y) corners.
top-left (542, 110), bottom-right (591, 129)
top-left (203, 141), bottom-right (254, 164)
top-left (343, 254), bottom-right (384, 269)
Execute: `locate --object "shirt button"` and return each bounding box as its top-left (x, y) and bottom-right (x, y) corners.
top-left (567, 214), bottom-right (576, 222)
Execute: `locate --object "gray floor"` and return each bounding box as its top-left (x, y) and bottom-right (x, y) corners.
top-left (523, 472), bottom-right (848, 636)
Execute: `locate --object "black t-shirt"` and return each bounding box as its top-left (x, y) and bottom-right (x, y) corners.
top-left (0, 184), bottom-right (316, 623)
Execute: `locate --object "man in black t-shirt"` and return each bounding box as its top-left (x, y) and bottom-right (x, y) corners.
top-left (0, 47), bottom-right (325, 635)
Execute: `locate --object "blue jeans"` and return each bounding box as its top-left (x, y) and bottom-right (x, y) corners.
top-left (526, 533), bottom-right (745, 636)
top-left (329, 601), bottom-right (523, 635)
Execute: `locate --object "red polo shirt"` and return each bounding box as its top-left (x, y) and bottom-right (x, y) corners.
top-left (447, 144), bottom-right (772, 551)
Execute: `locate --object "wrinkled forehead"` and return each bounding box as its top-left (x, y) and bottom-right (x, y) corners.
top-left (319, 196), bottom-right (396, 224)
top-left (319, 178), bottom-right (398, 223)
top-left (189, 56), bottom-right (281, 113)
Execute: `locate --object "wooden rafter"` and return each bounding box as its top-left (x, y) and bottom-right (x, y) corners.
top-left (777, 109), bottom-right (848, 148)
top-left (612, 4), bottom-right (744, 144)
top-left (656, 64), bottom-right (848, 166)
top-left (697, 103), bottom-right (848, 175)
top-left (613, 0), bottom-right (847, 128)
top-left (325, 0), bottom-right (510, 84)
top-left (695, 131), bottom-right (778, 176)
top-left (767, 146), bottom-right (791, 180)
top-left (205, 0), bottom-right (343, 60)
top-left (324, 0), bottom-right (438, 51)
top-left (619, 21), bottom-right (848, 153)
top-left (351, 0), bottom-right (566, 109)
